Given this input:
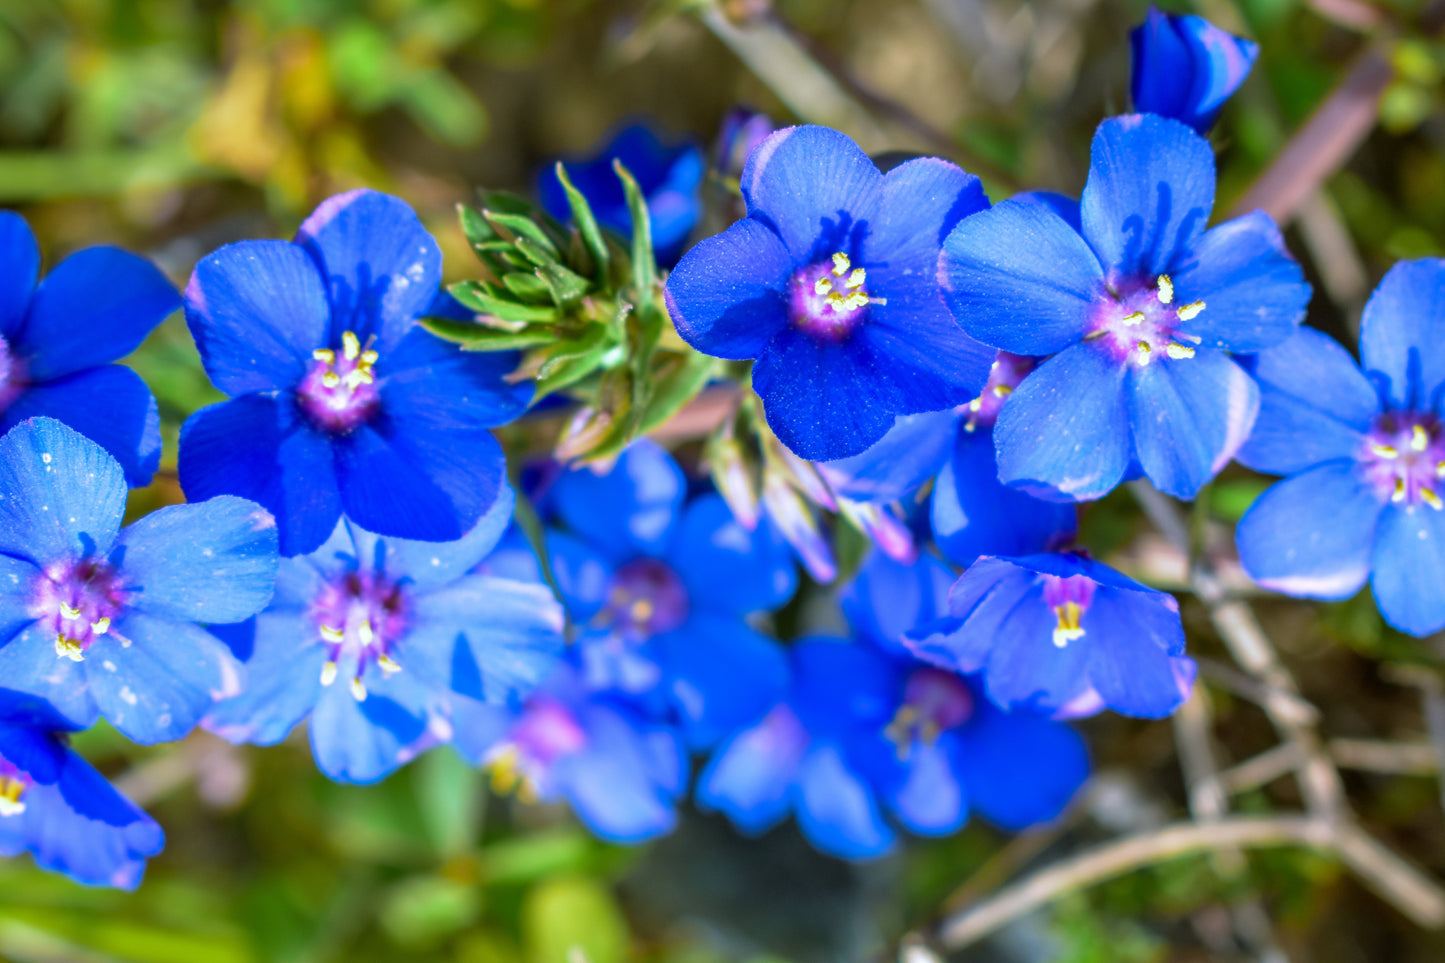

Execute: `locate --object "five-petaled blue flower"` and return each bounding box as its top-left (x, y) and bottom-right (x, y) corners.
top-left (665, 125), bottom-right (995, 461)
top-left (0, 690), bottom-right (164, 889)
top-left (540, 440), bottom-right (797, 748)
top-left (939, 115), bottom-right (1311, 501)
top-left (538, 123), bottom-right (706, 267)
top-left (0, 417), bottom-right (277, 744)
top-left (1235, 260), bottom-right (1445, 636)
top-left (0, 211), bottom-right (177, 486)
top-left (1132, 7), bottom-right (1259, 133)
top-left (204, 485), bottom-right (565, 784)
top-left (908, 552), bottom-right (1195, 719)
top-left (179, 189), bottom-right (528, 556)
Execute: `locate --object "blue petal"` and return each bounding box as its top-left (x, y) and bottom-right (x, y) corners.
top-left (795, 743), bottom-right (894, 860)
top-left (446, 696), bottom-right (514, 764)
top-left (669, 494), bottom-right (797, 616)
top-left (85, 613), bottom-right (243, 744)
top-left (980, 585), bottom-right (1096, 714)
top-left (0, 556), bottom-right (41, 649)
top-left (1127, 348), bottom-right (1258, 499)
top-left (557, 703), bottom-right (678, 843)
top-left (1170, 211), bottom-right (1309, 353)
top-left (364, 485), bottom-right (515, 592)
top-left (550, 439), bottom-right (684, 561)
top-left (1129, 7), bottom-right (1194, 124)
top-left (953, 697), bottom-right (1088, 829)
top-left (1237, 461), bottom-right (1383, 600)
top-left (1359, 259), bottom-right (1445, 409)
top-left (296, 189), bottom-right (442, 353)
top-left (863, 156), bottom-right (988, 282)
top-left (939, 197), bottom-right (1103, 355)
top-left (1, 364), bottom-right (161, 487)
top-left (178, 396), bottom-right (342, 557)
top-left (309, 681), bottom-right (431, 784)
top-left (0, 416), bottom-right (126, 564)
top-left (0, 625), bottom-right (95, 729)
top-left (1236, 328), bottom-right (1378, 475)
top-left (741, 125), bottom-right (883, 262)
top-left (0, 212), bottom-right (39, 337)
top-left (184, 240), bottom-right (331, 396)
top-left (381, 325), bottom-right (532, 424)
top-left (652, 614), bottom-right (788, 749)
top-left (696, 705), bottom-right (807, 834)
top-left (789, 637), bottom-right (900, 736)
top-left (204, 612), bottom-right (326, 746)
top-left (1080, 114), bottom-right (1215, 280)
top-left (0, 721), bottom-right (64, 782)
top-left (819, 408), bottom-right (959, 503)
top-left (883, 740), bottom-right (968, 835)
top-left (1371, 504), bottom-right (1445, 637)
top-left (855, 289), bottom-right (995, 413)
top-left (1176, 15), bottom-right (1259, 126)
top-left (932, 425), bottom-right (1077, 567)
top-left (664, 216), bottom-right (792, 360)
top-left (1085, 590), bottom-right (1191, 717)
top-left (18, 247), bottom-right (177, 381)
top-left (993, 343), bottom-right (1132, 501)
top-left (114, 496), bottom-right (278, 624)
top-left (841, 551), bottom-right (956, 654)
top-left (544, 530), bottom-right (613, 621)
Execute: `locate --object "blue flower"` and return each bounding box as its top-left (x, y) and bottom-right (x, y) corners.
top-left (178, 189), bottom-right (528, 556)
top-left (0, 417), bottom-right (277, 744)
top-left (939, 116), bottom-right (1311, 501)
top-left (0, 691), bottom-right (164, 889)
top-left (908, 552), bottom-right (1194, 719)
top-left (541, 440), bottom-right (797, 748)
top-left (538, 123), bottom-right (706, 267)
top-left (665, 125), bottom-right (995, 461)
top-left (204, 485), bottom-right (565, 784)
top-left (1132, 7), bottom-right (1259, 133)
top-left (714, 108), bottom-right (776, 183)
top-left (1235, 260), bottom-right (1445, 636)
top-left (0, 211), bottom-right (177, 486)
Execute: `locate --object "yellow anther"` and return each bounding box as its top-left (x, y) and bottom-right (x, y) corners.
top-left (1373, 444), bottom-right (1400, 460)
top-left (1177, 332), bottom-right (1203, 345)
top-left (1121, 311), bottom-right (1146, 327)
top-left (1136, 341), bottom-right (1153, 364)
top-left (342, 331), bottom-right (362, 361)
top-left (349, 677), bottom-right (367, 701)
top-left (968, 398), bottom-right (983, 413)
top-left (321, 372), bottom-right (341, 389)
top-left (1052, 602), bottom-right (1085, 648)
top-left (1413, 425), bottom-right (1430, 452)
top-left (1437, 460), bottom-right (1445, 478)
top-left (845, 268), bottom-right (867, 290)
top-left (0, 777), bottom-right (26, 818)
top-left (1393, 478), bottom-right (1407, 503)
top-left (1424, 488), bottom-right (1444, 511)
top-left (919, 719), bottom-right (941, 746)
top-left (630, 599), bottom-right (654, 623)
top-left (319, 624), bottom-right (344, 644)
top-left (831, 252), bottom-right (850, 276)
top-left (320, 661), bottom-right (339, 686)
top-left (487, 746), bottom-right (523, 795)
top-left (360, 350), bottom-right (379, 365)
top-left (90, 617), bottom-right (110, 635)
top-left (884, 705), bottom-right (918, 759)
top-left (58, 602), bottom-right (81, 620)
top-left (992, 384), bottom-right (1013, 398)
top-left (357, 619), bottom-right (375, 646)
top-left (1166, 343), bottom-right (1196, 360)
top-left (1156, 274), bottom-right (1175, 304)
top-left (1176, 300), bottom-right (1206, 322)
top-left (377, 653), bottom-right (402, 675)
top-left (814, 276), bottom-right (832, 295)
top-left (312, 348), bottom-right (336, 364)
top-left (54, 635), bottom-right (84, 662)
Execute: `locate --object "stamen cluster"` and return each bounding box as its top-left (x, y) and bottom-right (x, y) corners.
top-left (1090, 274), bottom-right (1204, 367)
top-left (309, 569), bottom-right (410, 701)
top-left (31, 559), bottom-right (126, 662)
top-left (295, 331), bottom-right (382, 433)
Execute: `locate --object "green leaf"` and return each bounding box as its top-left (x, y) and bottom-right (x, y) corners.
top-left (534, 337), bottom-right (614, 398)
top-left (516, 237), bottom-right (590, 305)
top-left (379, 876), bottom-right (480, 948)
top-left (522, 875), bottom-right (628, 963)
top-left (416, 748), bottom-right (484, 859)
top-left (502, 271), bottom-right (555, 305)
top-left (480, 829), bottom-right (595, 885)
top-left (554, 162), bottom-right (610, 284)
top-left (421, 316), bottom-right (555, 351)
top-left (613, 159), bottom-right (656, 293)
top-left (484, 209), bottom-right (562, 261)
top-left (459, 204), bottom-right (498, 248)
top-left (638, 351), bottom-right (718, 434)
top-left (448, 281), bottom-right (559, 323)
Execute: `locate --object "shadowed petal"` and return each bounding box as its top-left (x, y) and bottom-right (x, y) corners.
top-left (0, 417), bottom-right (126, 564)
top-left (1359, 258), bottom-right (1445, 409)
top-left (1372, 503), bottom-right (1445, 636)
top-left (665, 217), bottom-right (792, 360)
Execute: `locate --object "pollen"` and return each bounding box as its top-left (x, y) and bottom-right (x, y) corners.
top-left (845, 268), bottom-right (867, 290)
top-left (1393, 478), bottom-right (1408, 503)
top-left (58, 602), bottom-right (81, 620)
top-left (1136, 340), bottom-right (1153, 363)
top-left (0, 777), bottom-right (26, 818)
top-left (1373, 444), bottom-right (1400, 460)
top-left (319, 624), bottom-right (344, 644)
top-left (831, 252), bottom-right (851, 276)
top-left (312, 348), bottom-right (335, 364)
top-left (1424, 488), bottom-right (1444, 511)
top-left (1121, 311), bottom-right (1146, 326)
top-left (54, 635), bottom-right (84, 661)
top-left (1166, 343), bottom-right (1196, 360)
top-left (1052, 602), bottom-right (1085, 648)
top-left (357, 619), bottom-right (375, 646)
top-left (1413, 425), bottom-right (1430, 452)
top-left (320, 661), bottom-right (339, 686)
top-left (814, 276), bottom-right (832, 295)
top-left (1156, 275), bottom-right (1175, 304)
top-left (90, 617), bottom-right (110, 635)
top-left (992, 384), bottom-right (1013, 398)
top-left (349, 677), bottom-right (368, 701)
top-left (1176, 300), bottom-right (1206, 322)
top-left (377, 653), bottom-right (402, 675)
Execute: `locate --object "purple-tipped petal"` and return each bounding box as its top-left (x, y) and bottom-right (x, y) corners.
top-left (741, 126), bottom-right (883, 261)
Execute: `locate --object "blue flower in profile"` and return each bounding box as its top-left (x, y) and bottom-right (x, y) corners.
top-left (0, 691), bottom-right (164, 889)
top-left (0, 211), bottom-right (177, 486)
top-left (541, 440), bottom-right (797, 748)
top-left (538, 123), bottom-right (705, 267)
top-left (1132, 7), bottom-right (1259, 133)
top-left (179, 189), bottom-right (528, 556)
top-left (666, 125), bottom-right (995, 461)
top-left (0, 418), bottom-right (277, 744)
top-left (204, 485), bottom-right (565, 784)
top-left (940, 115), bottom-right (1311, 501)
top-left (908, 552), bottom-right (1195, 719)
top-left (1235, 261), bottom-right (1445, 636)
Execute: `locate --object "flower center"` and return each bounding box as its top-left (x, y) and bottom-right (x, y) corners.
top-left (1363, 412), bottom-right (1445, 511)
top-left (963, 352), bottom-right (1037, 432)
top-left (32, 558), bottom-right (127, 662)
top-left (0, 754), bottom-right (31, 818)
top-left (1041, 573), bottom-right (1096, 648)
top-left (788, 252), bottom-right (881, 340)
top-left (295, 331), bottom-right (381, 433)
top-left (884, 668), bottom-right (975, 758)
top-left (599, 558), bottom-right (689, 638)
top-left (485, 696), bottom-right (588, 802)
top-left (0, 335), bottom-right (24, 411)
top-left (309, 569), bottom-right (410, 701)
top-left (1089, 274), bottom-right (1204, 367)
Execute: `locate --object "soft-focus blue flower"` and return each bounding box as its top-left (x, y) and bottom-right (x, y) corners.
top-left (0, 211), bottom-right (176, 486)
top-left (179, 189), bottom-right (528, 556)
top-left (940, 115), bottom-right (1311, 501)
top-left (666, 125), bottom-right (995, 461)
top-left (0, 418), bottom-right (276, 744)
top-left (1131, 7), bottom-right (1259, 133)
top-left (714, 108), bottom-right (776, 183)
top-left (205, 485), bottom-right (565, 784)
top-left (1235, 260), bottom-right (1445, 636)
top-left (0, 690), bottom-right (164, 889)
top-left (542, 440), bottom-right (797, 748)
top-left (908, 552), bottom-right (1194, 719)
top-left (538, 123), bottom-right (705, 266)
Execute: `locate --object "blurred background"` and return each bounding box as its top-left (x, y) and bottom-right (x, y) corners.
top-left (5, 0), bottom-right (1445, 960)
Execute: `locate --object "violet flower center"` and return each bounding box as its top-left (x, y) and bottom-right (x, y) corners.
top-left (0, 335), bottom-right (26, 412)
top-left (309, 569), bottom-right (410, 701)
top-left (963, 352), bottom-right (1037, 432)
top-left (1362, 411), bottom-right (1445, 511)
top-left (295, 330), bottom-right (382, 433)
top-left (885, 667), bottom-right (975, 756)
top-left (788, 252), bottom-right (877, 340)
top-left (1041, 572), bottom-right (1096, 648)
top-left (486, 696), bottom-right (588, 801)
top-left (0, 752), bottom-right (32, 817)
top-left (32, 558), bottom-right (127, 662)
top-left (1089, 274), bottom-right (1205, 367)
top-left (601, 558), bottom-right (689, 638)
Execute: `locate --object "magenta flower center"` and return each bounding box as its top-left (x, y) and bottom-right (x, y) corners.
top-left (963, 351), bottom-right (1037, 432)
top-left (0, 752), bottom-right (31, 817)
top-left (0, 336), bottom-right (26, 411)
top-left (885, 667), bottom-right (975, 756)
top-left (486, 696), bottom-right (588, 800)
top-left (31, 558), bottom-right (126, 662)
top-left (601, 558), bottom-right (689, 638)
top-left (309, 569), bottom-right (410, 701)
top-left (1362, 411), bottom-right (1445, 511)
top-left (788, 252), bottom-right (877, 340)
top-left (1041, 572), bottom-right (1096, 648)
top-left (1089, 274), bottom-right (1205, 367)
top-left (295, 330), bottom-right (381, 433)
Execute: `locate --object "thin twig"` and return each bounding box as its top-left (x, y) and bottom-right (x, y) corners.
top-left (1195, 656), bottom-right (1321, 727)
top-left (1330, 738), bottom-right (1440, 776)
top-left (1221, 743), bottom-right (1306, 795)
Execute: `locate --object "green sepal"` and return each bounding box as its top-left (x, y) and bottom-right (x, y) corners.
top-left (421, 316), bottom-right (556, 350)
top-left (483, 209), bottom-right (562, 261)
top-left (637, 351), bottom-right (719, 434)
top-left (515, 236), bottom-right (590, 305)
top-left (448, 281), bottom-right (559, 323)
top-left (613, 159), bottom-right (656, 294)
top-left (501, 271), bottom-right (555, 305)
top-left (554, 162), bottom-right (611, 286)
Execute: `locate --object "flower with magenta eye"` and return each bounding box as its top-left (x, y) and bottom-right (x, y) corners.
top-left (1235, 260), bottom-right (1445, 636)
top-left (665, 125), bottom-right (995, 461)
top-left (1131, 7), bottom-right (1259, 133)
top-left (179, 189), bottom-right (529, 556)
top-left (0, 211), bottom-right (177, 486)
top-left (939, 115), bottom-right (1311, 502)
top-left (0, 417), bottom-right (277, 744)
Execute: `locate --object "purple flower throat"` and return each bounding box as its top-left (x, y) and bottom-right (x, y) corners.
top-left (789, 252), bottom-right (882, 340)
top-left (0, 752), bottom-right (31, 818)
top-left (599, 558), bottom-right (689, 638)
top-left (1089, 273), bottom-right (1205, 367)
top-left (885, 668), bottom-right (975, 757)
top-left (308, 568), bottom-right (410, 701)
top-left (1363, 412), bottom-right (1445, 510)
top-left (296, 331), bottom-right (382, 433)
top-left (33, 558), bottom-right (127, 662)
